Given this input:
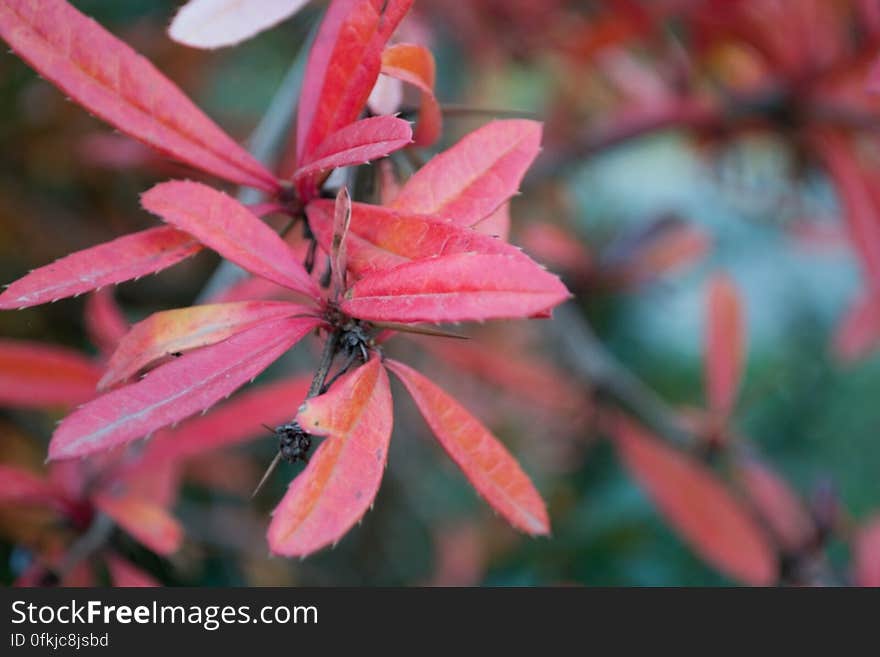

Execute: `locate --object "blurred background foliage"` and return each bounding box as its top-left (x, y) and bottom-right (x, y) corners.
top-left (1, 0), bottom-right (878, 586)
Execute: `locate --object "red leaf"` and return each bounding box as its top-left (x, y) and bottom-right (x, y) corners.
top-left (84, 289), bottom-right (130, 357)
top-left (832, 293), bottom-right (880, 362)
top-left (306, 201), bottom-right (535, 278)
top-left (816, 132), bottom-right (880, 293)
top-left (613, 416), bottom-right (776, 585)
top-left (49, 316), bottom-right (321, 460)
top-left (94, 493), bottom-right (182, 555)
top-left (169, 0), bottom-right (310, 49)
top-left (295, 0), bottom-right (413, 174)
top-left (870, 56), bottom-right (880, 94)
top-left (736, 458), bottom-right (814, 553)
top-left (0, 227), bottom-right (200, 309)
top-left (386, 359), bottom-right (549, 535)
top-left (0, 464), bottom-right (67, 511)
top-left (0, 0), bottom-right (278, 190)
top-left (0, 339), bottom-right (100, 409)
top-left (100, 301), bottom-right (314, 389)
top-left (417, 337), bottom-right (582, 413)
top-left (341, 253), bottom-right (570, 323)
top-left (391, 120), bottom-right (543, 226)
top-left (138, 375), bottom-right (311, 466)
top-left (705, 274), bottom-right (745, 418)
top-left (293, 116), bottom-right (412, 183)
top-left (141, 181), bottom-right (320, 298)
top-left (380, 43), bottom-right (441, 146)
top-left (105, 553), bottom-right (159, 587)
top-left (607, 222), bottom-right (710, 288)
top-left (853, 515), bottom-right (880, 587)
top-left (268, 358), bottom-right (393, 556)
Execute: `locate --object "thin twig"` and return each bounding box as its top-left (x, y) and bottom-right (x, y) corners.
top-left (549, 302), bottom-right (695, 449)
top-left (308, 329), bottom-right (342, 398)
top-left (57, 512), bottom-right (115, 579)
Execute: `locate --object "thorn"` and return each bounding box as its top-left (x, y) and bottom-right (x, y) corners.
top-left (252, 452), bottom-right (282, 498)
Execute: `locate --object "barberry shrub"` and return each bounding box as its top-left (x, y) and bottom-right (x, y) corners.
top-left (0, 0), bottom-right (568, 563)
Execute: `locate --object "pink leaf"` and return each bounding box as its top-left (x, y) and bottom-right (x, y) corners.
top-left (0, 0), bottom-right (278, 190)
top-left (306, 201), bottom-right (534, 278)
top-left (268, 358), bottom-right (393, 556)
top-left (386, 359), bottom-right (549, 535)
top-left (816, 132), bottom-right (880, 293)
top-left (392, 120), bottom-right (543, 225)
top-left (141, 181), bottom-right (320, 298)
top-left (853, 514), bottom-right (880, 587)
top-left (84, 289), bottom-right (130, 357)
top-left (0, 339), bottom-right (100, 409)
top-left (341, 253), bottom-right (570, 323)
top-left (417, 337), bottom-right (582, 413)
top-left (735, 458), bottom-right (814, 553)
top-left (100, 301), bottom-right (314, 389)
top-left (94, 493), bottom-right (182, 556)
top-left (105, 553), bottom-right (160, 587)
top-left (293, 116), bottom-right (412, 183)
top-left (705, 273), bottom-right (745, 418)
top-left (169, 0), bottom-right (310, 49)
top-left (0, 227), bottom-right (200, 309)
top-left (613, 416), bottom-right (777, 586)
top-left (472, 203), bottom-right (511, 241)
top-left (832, 293), bottom-right (880, 362)
top-left (0, 464), bottom-right (67, 511)
top-left (295, 0), bottom-right (413, 170)
top-left (49, 316), bottom-right (321, 460)
top-left (138, 375), bottom-right (312, 466)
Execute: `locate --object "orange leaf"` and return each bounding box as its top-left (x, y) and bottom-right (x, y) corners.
top-left (386, 359), bottom-right (549, 535)
top-left (613, 416), bottom-right (776, 585)
top-left (381, 43), bottom-right (441, 146)
top-left (267, 358), bottom-right (393, 557)
top-left (94, 493), bottom-right (183, 556)
top-left (100, 301), bottom-right (313, 389)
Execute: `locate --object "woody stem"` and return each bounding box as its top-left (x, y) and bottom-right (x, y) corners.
top-left (308, 329), bottom-right (342, 399)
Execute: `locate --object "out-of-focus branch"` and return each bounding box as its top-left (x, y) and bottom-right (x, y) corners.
top-left (549, 302), bottom-right (695, 449)
top-left (57, 512), bottom-right (115, 579)
top-left (532, 99), bottom-right (720, 180)
top-left (531, 86), bottom-right (880, 183)
top-left (196, 27), bottom-right (315, 303)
